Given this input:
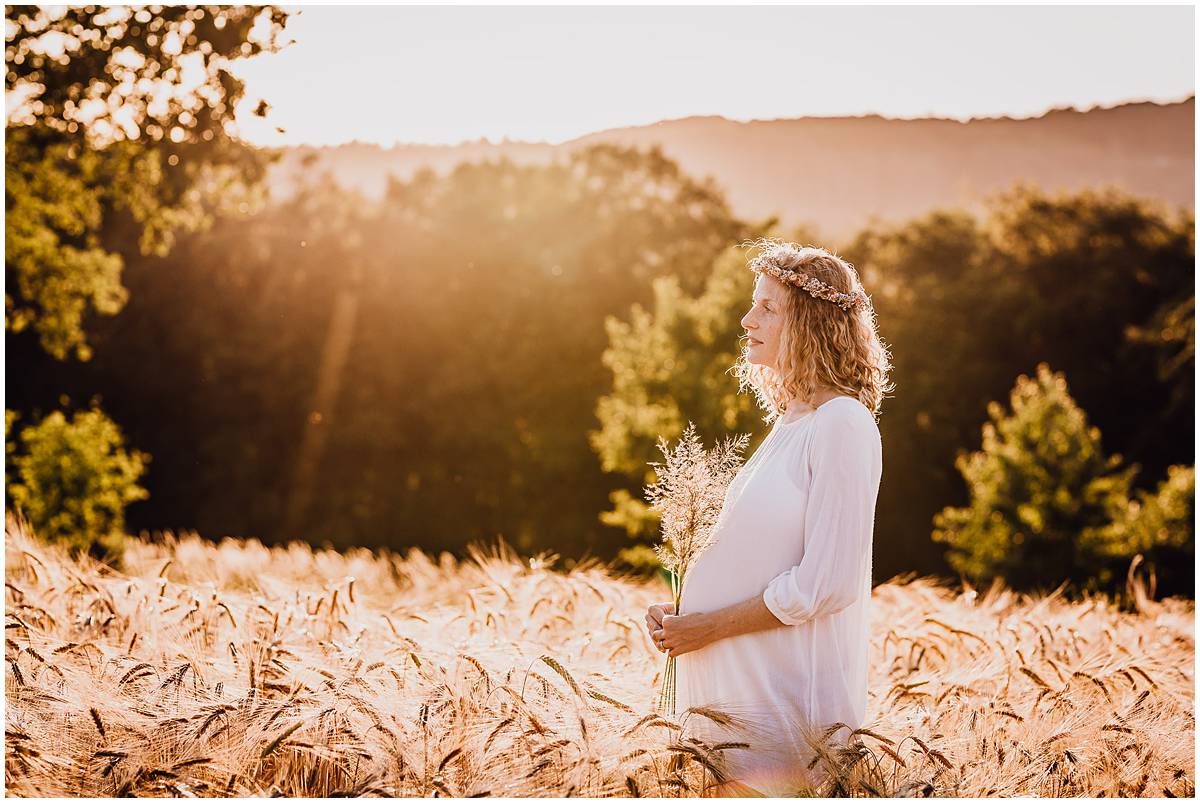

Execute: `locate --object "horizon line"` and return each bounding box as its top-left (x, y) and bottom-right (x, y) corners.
top-left (246, 92), bottom-right (1196, 152)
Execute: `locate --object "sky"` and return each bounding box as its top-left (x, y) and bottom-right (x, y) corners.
top-left (228, 4), bottom-right (1196, 148)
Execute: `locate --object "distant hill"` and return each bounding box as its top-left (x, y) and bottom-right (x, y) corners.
top-left (265, 96), bottom-right (1194, 240)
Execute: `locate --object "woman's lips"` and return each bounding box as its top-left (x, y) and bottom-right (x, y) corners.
top-left (748, 338), bottom-right (763, 345)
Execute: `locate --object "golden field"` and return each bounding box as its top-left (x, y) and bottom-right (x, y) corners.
top-left (4, 513), bottom-right (1194, 797)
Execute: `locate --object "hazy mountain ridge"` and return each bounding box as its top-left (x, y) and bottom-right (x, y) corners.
top-left (266, 96), bottom-right (1194, 239)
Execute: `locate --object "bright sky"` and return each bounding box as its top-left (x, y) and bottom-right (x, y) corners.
top-left (229, 4), bottom-right (1196, 147)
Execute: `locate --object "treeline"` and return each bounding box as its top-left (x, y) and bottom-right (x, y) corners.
top-left (8, 161), bottom-right (1194, 594)
top-left (845, 186), bottom-right (1193, 589)
top-left (589, 183), bottom-right (1193, 596)
top-left (5, 8), bottom-right (1193, 596)
top-left (8, 145), bottom-right (751, 559)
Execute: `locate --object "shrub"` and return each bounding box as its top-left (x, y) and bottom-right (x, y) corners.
top-left (932, 363), bottom-right (1138, 594)
top-left (5, 401), bottom-right (149, 563)
top-left (1084, 464), bottom-right (1194, 598)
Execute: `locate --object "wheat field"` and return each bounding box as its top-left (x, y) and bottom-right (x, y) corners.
top-left (4, 513), bottom-right (1194, 797)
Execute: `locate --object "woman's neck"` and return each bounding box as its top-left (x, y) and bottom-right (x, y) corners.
top-left (786, 386), bottom-right (842, 413)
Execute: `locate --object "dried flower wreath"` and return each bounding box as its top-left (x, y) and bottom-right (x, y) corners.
top-left (748, 252), bottom-right (871, 312)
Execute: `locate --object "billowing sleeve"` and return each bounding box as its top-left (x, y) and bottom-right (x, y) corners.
top-left (762, 405), bottom-right (882, 626)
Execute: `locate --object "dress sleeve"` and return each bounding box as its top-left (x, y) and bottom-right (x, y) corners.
top-left (762, 405), bottom-right (882, 626)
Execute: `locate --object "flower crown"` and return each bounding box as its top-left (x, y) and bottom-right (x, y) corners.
top-left (748, 254), bottom-right (871, 312)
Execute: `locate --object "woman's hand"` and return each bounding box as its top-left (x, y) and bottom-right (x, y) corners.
top-left (658, 611), bottom-right (717, 658)
top-left (645, 602), bottom-right (675, 649)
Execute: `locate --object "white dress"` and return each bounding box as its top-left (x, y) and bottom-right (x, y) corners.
top-left (675, 395), bottom-right (883, 795)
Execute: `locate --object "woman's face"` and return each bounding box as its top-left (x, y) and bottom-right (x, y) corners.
top-left (740, 274), bottom-right (788, 369)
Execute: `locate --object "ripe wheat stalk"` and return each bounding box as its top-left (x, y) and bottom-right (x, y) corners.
top-left (643, 422), bottom-right (750, 716)
top-left (3, 511), bottom-right (1194, 797)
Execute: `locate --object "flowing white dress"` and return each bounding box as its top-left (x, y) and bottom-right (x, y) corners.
top-left (675, 395), bottom-right (883, 795)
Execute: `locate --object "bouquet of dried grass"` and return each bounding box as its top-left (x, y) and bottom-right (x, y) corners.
top-left (645, 421), bottom-right (750, 716)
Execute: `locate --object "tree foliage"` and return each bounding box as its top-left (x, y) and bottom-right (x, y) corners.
top-left (5, 5), bottom-right (288, 557)
top-left (9, 144), bottom-right (749, 555)
top-left (1086, 463), bottom-right (1194, 598)
top-left (589, 241), bottom-right (780, 562)
top-left (7, 122), bottom-right (1193, 591)
top-left (5, 402), bottom-right (149, 562)
top-left (842, 184), bottom-right (1194, 581)
top-left (931, 363), bottom-right (1142, 593)
top-left (309, 145), bottom-right (748, 554)
top-left (5, 4), bottom-right (289, 360)
top-left (595, 184), bottom-right (1192, 584)
top-left (4, 134), bottom-right (127, 361)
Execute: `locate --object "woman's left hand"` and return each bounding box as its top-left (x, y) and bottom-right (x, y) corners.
top-left (658, 612), bottom-right (717, 658)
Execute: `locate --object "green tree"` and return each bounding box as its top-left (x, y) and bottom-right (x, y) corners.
top-left (308, 145), bottom-right (751, 555)
top-left (1085, 464), bottom-right (1194, 598)
top-left (843, 184), bottom-right (1193, 583)
top-left (6, 4), bottom-right (289, 360)
top-left (1125, 293), bottom-right (1194, 419)
top-left (33, 143), bottom-right (750, 556)
top-left (932, 363), bottom-right (1140, 593)
top-left (6, 5), bottom-right (288, 556)
top-left (590, 235), bottom-right (794, 566)
top-left (6, 402), bottom-right (150, 562)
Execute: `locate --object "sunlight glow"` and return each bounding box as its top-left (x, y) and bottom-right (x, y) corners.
top-left (226, 5), bottom-right (1193, 147)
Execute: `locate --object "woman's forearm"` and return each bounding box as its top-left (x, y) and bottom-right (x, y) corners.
top-left (705, 591), bottom-right (790, 641)
top-left (656, 588), bottom-right (791, 657)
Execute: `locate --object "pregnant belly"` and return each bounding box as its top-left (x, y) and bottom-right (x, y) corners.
top-left (679, 537), bottom-right (788, 615)
top-left (681, 520), bottom-right (811, 614)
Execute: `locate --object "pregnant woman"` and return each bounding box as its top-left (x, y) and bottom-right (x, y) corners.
top-left (645, 239), bottom-right (893, 796)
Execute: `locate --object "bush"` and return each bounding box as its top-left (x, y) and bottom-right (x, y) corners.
top-left (1084, 464), bottom-right (1195, 598)
top-left (932, 363), bottom-right (1139, 594)
top-left (5, 402), bottom-right (149, 563)
top-left (591, 243), bottom-right (772, 559)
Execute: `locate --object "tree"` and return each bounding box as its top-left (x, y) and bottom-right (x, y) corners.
top-left (1125, 293), bottom-right (1194, 420)
top-left (978, 184), bottom-right (1194, 487)
top-left (590, 233), bottom-right (799, 566)
top-left (5, 401), bottom-right (149, 562)
top-left (1085, 464), bottom-right (1194, 599)
top-left (931, 363), bottom-right (1140, 594)
top-left (9, 143), bottom-right (751, 556)
top-left (304, 144), bottom-right (752, 555)
top-left (842, 184), bottom-right (1193, 583)
top-left (6, 4), bottom-right (290, 360)
top-left (6, 5), bottom-right (289, 556)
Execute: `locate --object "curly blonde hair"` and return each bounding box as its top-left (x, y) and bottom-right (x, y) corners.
top-left (730, 237), bottom-right (895, 423)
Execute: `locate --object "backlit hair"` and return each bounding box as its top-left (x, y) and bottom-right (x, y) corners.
top-left (730, 238), bottom-right (895, 423)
